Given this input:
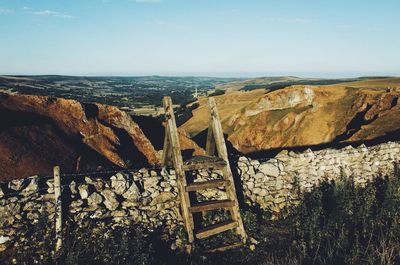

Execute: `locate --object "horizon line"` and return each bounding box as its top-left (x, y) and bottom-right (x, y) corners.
top-left (1, 71), bottom-right (398, 79)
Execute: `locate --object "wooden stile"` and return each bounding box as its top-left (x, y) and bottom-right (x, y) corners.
top-left (161, 96), bottom-right (247, 251)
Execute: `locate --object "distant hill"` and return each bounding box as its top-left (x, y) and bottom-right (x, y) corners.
top-left (214, 76), bottom-right (392, 92)
top-left (181, 77), bottom-right (400, 155)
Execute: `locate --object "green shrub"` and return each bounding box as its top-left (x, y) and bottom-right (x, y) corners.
top-left (61, 223), bottom-right (155, 265)
top-left (293, 175), bottom-right (400, 264)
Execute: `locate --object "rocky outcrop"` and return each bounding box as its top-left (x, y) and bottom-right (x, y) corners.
top-left (245, 87), bottom-right (315, 116)
top-left (0, 93), bottom-right (203, 180)
top-left (0, 93), bottom-right (159, 179)
top-left (0, 93), bottom-right (159, 166)
top-left (229, 85), bottom-right (400, 153)
top-left (181, 79), bottom-right (400, 154)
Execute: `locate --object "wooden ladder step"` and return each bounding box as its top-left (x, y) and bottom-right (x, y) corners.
top-left (189, 199), bottom-right (234, 213)
top-left (186, 179), bottom-right (228, 192)
top-left (195, 220), bottom-right (238, 239)
top-left (183, 155), bottom-right (227, 171)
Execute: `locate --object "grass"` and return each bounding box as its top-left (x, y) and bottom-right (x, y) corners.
top-left (2, 173), bottom-right (400, 265)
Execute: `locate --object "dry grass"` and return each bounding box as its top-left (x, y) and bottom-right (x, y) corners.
top-left (181, 78), bottom-right (400, 154)
top-left (337, 77), bottom-right (400, 89)
top-left (180, 89), bottom-right (266, 137)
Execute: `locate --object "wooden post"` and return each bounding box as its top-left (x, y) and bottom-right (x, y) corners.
top-left (205, 121), bottom-right (216, 156)
top-left (208, 98), bottom-right (247, 242)
top-left (54, 166), bottom-right (62, 253)
top-left (161, 125), bottom-right (172, 166)
top-left (162, 97), bottom-right (195, 243)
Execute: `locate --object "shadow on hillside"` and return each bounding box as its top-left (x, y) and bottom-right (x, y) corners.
top-left (0, 109), bottom-right (116, 179)
top-left (97, 119), bottom-right (150, 167)
top-left (131, 115), bottom-right (165, 150)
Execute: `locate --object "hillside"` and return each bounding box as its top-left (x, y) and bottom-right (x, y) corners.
top-left (0, 92), bottom-right (202, 180)
top-left (2, 76), bottom-right (399, 178)
top-left (213, 76), bottom-right (375, 92)
top-left (181, 77), bottom-right (400, 154)
top-left (214, 76), bottom-right (305, 92)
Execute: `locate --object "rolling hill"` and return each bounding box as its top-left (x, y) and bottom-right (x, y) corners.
top-left (181, 77), bottom-right (400, 154)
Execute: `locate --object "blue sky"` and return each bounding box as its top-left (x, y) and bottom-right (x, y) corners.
top-left (0, 0), bottom-right (399, 77)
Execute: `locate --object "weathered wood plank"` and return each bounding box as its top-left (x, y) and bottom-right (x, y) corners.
top-left (183, 155), bottom-right (226, 171)
top-left (161, 125), bottom-right (171, 166)
top-left (54, 166), bottom-right (62, 253)
top-left (208, 97), bottom-right (247, 242)
top-left (195, 220), bottom-right (238, 239)
top-left (189, 199), bottom-right (234, 213)
top-left (184, 155), bottom-right (223, 163)
top-left (163, 96), bottom-right (194, 243)
top-left (205, 120), bottom-right (216, 156)
top-left (185, 179), bottom-right (228, 192)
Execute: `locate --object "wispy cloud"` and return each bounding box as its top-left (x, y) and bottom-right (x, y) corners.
top-left (135, 0), bottom-right (161, 3)
top-left (0, 7), bottom-right (13, 14)
top-left (30, 10), bottom-right (74, 19)
top-left (156, 20), bottom-right (185, 29)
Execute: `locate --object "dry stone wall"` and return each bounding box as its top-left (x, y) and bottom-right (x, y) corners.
top-left (239, 141), bottom-right (400, 216)
top-left (1, 141), bottom-right (400, 251)
top-left (0, 168), bottom-right (226, 251)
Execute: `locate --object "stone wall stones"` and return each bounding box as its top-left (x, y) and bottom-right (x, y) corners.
top-left (1, 141), bottom-right (400, 251)
top-left (239, 142), bottom-right (400, 217)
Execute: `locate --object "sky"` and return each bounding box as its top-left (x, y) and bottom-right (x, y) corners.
top-left (0, 0), bottom-right (399, 77)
